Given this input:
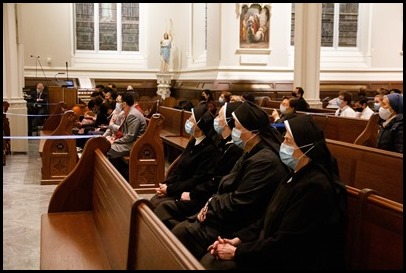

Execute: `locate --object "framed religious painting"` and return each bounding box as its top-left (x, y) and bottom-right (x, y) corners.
top-left (239, 3), bottom-right (271, 49)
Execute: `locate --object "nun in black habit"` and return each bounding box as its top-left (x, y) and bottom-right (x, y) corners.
top-left (171, 100), bottom-right (290, 260)
top-left (150, 104), bottom-right (220, 208)
top-left (200, 114), bottom-right (347, 270)
top-left (153, 101), bottom-right (245, 229)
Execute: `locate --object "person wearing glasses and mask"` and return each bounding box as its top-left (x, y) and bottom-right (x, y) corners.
top-left (376, 93), bottom-right (403, 153)
top-left (271, 96), bottom-right (298, 135)
top-left (153, 102), bottom-right (244, 229)
top-left (201, 115), bottom-right (347, 270)
top-left (150, 104), bottom-right (220, 208)
top-left (171, 101), bottom-right (289, 260)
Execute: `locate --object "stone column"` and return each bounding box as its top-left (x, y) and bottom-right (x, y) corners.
top-left (293, 3), bottom-right (322, 108)
top-left (3, 3), bottom-right (28, 152)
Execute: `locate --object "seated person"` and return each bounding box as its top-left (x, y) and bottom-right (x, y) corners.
top-left (292, 87), bottom-right (309, 111)
top-left (153, 101), bottom-right (244, 229)
top-left (373, 93), bottom-right (384, 111)
top-left (106, 93), bottom-right (147, 180)
top-left (241, 92), bottom-right (255, 103)
top-left (150, 104), bottom-right (220, 208)
top-left (334, 91), bottom-right (356, 118)
top-left (201, 115), bottom-right (347, 270)
top-left (354, 96), bottom-right (374, 120)
top-left (376, 93), bottom-right (403, 153)
top-left (171, 101), bottom-right (289, 260)
top-left (78, 111), bottom-right (96, 127)
top-left (218, 91), bottom-right (232, 106)
top-left (103, 93), bottom-right (125, 141)
top-left (271, 96), bottom-right (298, 134)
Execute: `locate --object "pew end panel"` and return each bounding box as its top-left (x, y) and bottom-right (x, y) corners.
top-left (128, 113), bottom-right (165, 193)
top-left (353, 112), bottom-right (380, 147)
top-left (40, 110), bottom-right (79, 185)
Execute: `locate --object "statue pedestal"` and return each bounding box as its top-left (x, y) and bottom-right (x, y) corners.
top-left (156, 73), bottom-right (172, 100)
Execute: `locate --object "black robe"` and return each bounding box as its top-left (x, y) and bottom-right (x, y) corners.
top-left (171, 141), bottom-right (290, 260)
top-left (201, 163), bottom-right (347, 270)
top-left (150, 136), bottom-right (220, 208)
top-left (154, 141), bottom-right (244, 229)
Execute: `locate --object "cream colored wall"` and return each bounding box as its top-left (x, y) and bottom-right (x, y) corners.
top-left (19, 3), bottom-right (403, 82)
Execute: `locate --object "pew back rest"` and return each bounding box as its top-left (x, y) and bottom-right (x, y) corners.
top-left (327, 139), bottom-right (403, 203)
top-left (297, 112), bottom-right (368, 143)
top-left (345, 186), bottom-right (403, 270)
top-left (131, 202), bottom-right (205, 269)
top-left (158, 106), bottom-right (184, 136)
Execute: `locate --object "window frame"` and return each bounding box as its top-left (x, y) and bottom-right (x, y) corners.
top-left (72, 3), bottom-right (147, 69)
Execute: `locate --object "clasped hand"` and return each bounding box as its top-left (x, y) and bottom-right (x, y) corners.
top-left (206, 236), bottom-right (241, 260)
top-left (155, 183), bottom-right (167, 197)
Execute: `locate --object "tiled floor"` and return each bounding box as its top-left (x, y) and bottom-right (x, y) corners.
top-left (3, 140), bottom-right (56, 270)
top-left (3, 139), bottom-right (155, 270)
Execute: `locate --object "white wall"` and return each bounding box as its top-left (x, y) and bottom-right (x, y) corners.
top-left (18, 3), bottom-right (403, 83)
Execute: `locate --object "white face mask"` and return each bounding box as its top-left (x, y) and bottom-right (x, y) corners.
top-left (115, 102), bottom-right (122, 112)
top-left (280, 105), bottom-right (287, 114)
top-left (218, 97), bottom-right (225, 104)
top-left (378, 107), bottom-right (392, 120)
top-left (374, 102), bottom-right (381, 111)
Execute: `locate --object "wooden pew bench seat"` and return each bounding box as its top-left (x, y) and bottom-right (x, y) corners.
top-left (41, 212), bottom-right (112, 269)
top-left (40, 137), bottom-right (204, 270)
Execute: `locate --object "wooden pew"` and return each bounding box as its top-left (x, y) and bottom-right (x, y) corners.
top-left (295, 111), bottom-right (368, 144)
top-left (40, 101), bottom-right (68, 133)
top-left (262, 106), bottom-right (369, 144)
top-left (40, 110), bottom-right (79, 185)
top-left (124, 113), bottom-right (166, 193)
top-left (327, 139), bottom-right (403, 203)
top-left (261, 98), bottom-right (336, 114)
top-left (345, 186), bottom-right (403, 270)
top-left (158, 106), bottom-right (191, 162)
top-left (40, 137), bottom-right (204, 270)
top-left (156, 105), bottom-right (402, 203)
top-left (353, 112), bottom-right (380, 147)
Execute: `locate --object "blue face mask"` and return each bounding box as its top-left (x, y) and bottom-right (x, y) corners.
top-left (279, 142), bottom-right (315, 170)
top-left (184, 119), bottom-right (195, 135)
top-left (279, 143), bottom-right (298, 170)
top-left (231, 128), bottom-right (244, 149)
top-left (374, 102), bottom-right (381, 111)
top-left (336, 99), bottom-right (342, 107)
top-left (213, 118), bottom-right (224, 135)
